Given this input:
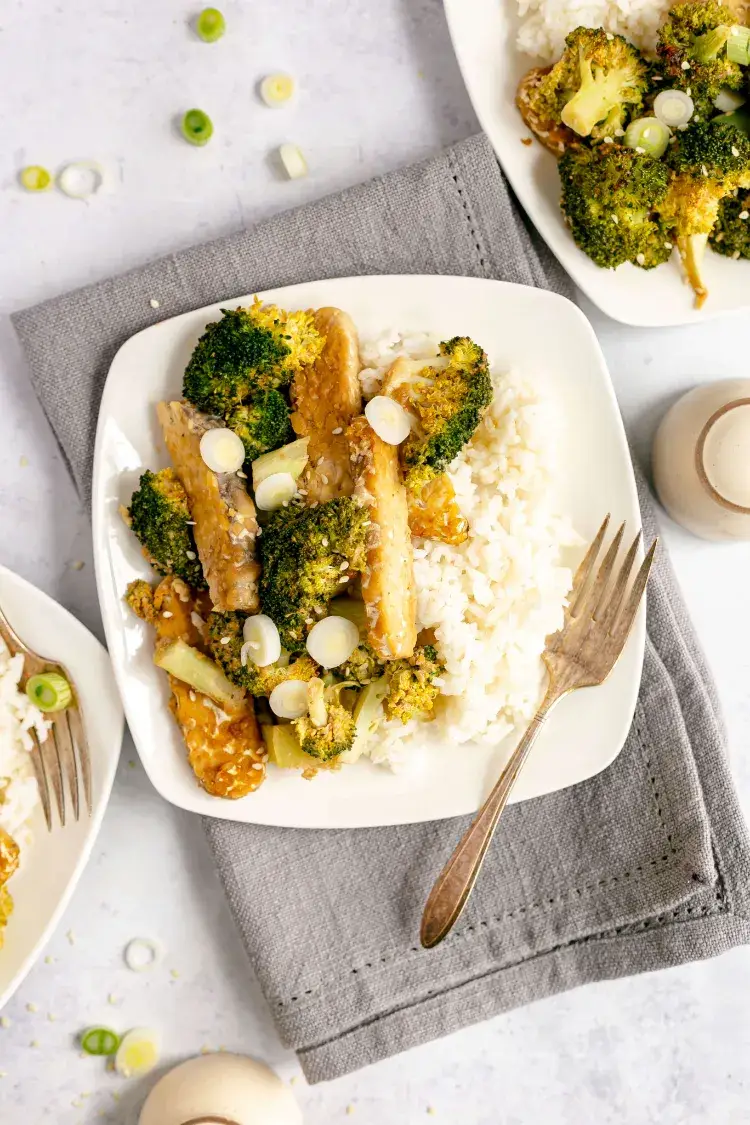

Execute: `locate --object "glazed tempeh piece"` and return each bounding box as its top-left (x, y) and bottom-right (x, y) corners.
top-left (291, 307), bottom-right (362, 503)
top-left (157, 401), bottom-right (261, 612)
top-left (347, 415), bottom-right (417, 661)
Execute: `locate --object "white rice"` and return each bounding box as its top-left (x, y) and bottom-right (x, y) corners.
top-left (516, 0), bottom-right (671, 64)
top-left (0, 639), bottom-right (46, 847)
top-left (357, 333), bottom-right (579, 773)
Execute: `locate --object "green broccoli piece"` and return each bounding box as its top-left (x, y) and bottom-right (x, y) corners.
top-left (710, 188), bottom-right (750, 257)
top-left (657, 2), bottom-right (742, 117)
top-left (259, 498), bottom-right (369, 650)
top-left (662, 119), bottom-right (750, 305)
top-left (226, 389), bottom-right (293, 465)
top-left (525, 27), bottom-right (650, 140)
top-left (206, 611), bottom-right (318, 695)
top-left (559, 144), bottom-right (673, 271)
top-left (183, 299), bottom-right (324, 416)
top-left (293, 678), bottom-right (355, 761)
top-left (388, 337), bottom-right (492, 492)
top-left (383, 644), bottom-right (442, 724)
top-left (338, 643), bottom-right (384, 685)
top-left (127, 468), bottom-right (206, 588)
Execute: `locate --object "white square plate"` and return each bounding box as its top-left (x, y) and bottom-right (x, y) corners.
top-left (0, 565), bottom-right (123, 1010)
top-left (443, 0), bottom-right (750, 327)
top-left (92, 275), bottom-right (643, 828)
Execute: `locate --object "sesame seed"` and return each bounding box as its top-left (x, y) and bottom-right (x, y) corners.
top-left (606, 31), bottom-right (614, 39)
top-left (693, 114), bottom-right (700, 122)
top-left (652, 75), bottom-right (662, 82)
top-left (733, 249), bottom-right (741, 259)
top-left (614, 127), bottom-right (625, 136)
top-left (186, 550), bottom-right (197, 560)
top-left (611, 214), bottom-right (619, 224)
top-left (702, 165), bottom-right (708, 177)
top-left (732, 146), bottom-right (740, 157)
top-left (322, 537), bottom-right (328, 547)
top-left (220, 636), bottom-right (231, 645)
top-left (189, 690), bottom-right (196, 701)
top-left (635, 146), bottom-right (645, 154)
top-left (339, 575), bottom-right (349, 584)
top-left (339, 560), bottom-right (350, 570)
top-left (664, 242), bottom-right (673, 250)
top-left (686, 88), bottom-right (691, 97)
top-left (603, 135), bottom-right (614, 144)
top-left (681, 60), bottom-right (690, 69)
top-left (678, 123), bottom-right (688, 131)
top-left (332, 427), bottom-right (343, 435)
top-left (716, 232), bottom-right (725, 242)
top-left (26, 1003), bottom-right (38, 1013)
top-left (636, 253), bottom-right (646, 265)
top-left (149, 298), bottom-right (160, 309)
top-left (162, 610), bottom-right (173, 619)
top-left (740, 211), bottom-right (749, 220)
top-left (252, 762), bottom-right (263, 770)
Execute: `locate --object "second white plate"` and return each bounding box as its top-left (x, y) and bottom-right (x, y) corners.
top-left (444, 0), bottom-right (750, 327)
top-left (93, 275), bottom-right (643, 828)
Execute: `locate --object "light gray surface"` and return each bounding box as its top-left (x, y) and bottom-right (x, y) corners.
top-left (1, 0), bottom-right (750, 1122)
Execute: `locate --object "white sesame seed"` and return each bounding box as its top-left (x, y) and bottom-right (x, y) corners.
top-left (652, 75), bottom-right (662, 82)
top-left (149, 298), bottom-right (160, 309)
top-left (636, 253), bottom-right (646, 265)
top-left (220, 636), bottom-right (231, 645)
top-left (606, 31), bottom-right (614, 39)
top-left (611, 214), bottom-right (619, 224)
top-left (733, 146), bottom-right (740, 157)
top-left (701, 165), bottom-right (708, 177)
top-left (603, 135), bottom-right (614, 144)
top-left (664, 241), bottom-right (673, 250)
top-left (686, 88), bottom-right (691, 97)
top-left (320, 474), bottom-right (329, 485)
top-left (635, 146), bottom-right (645, 154)
top-left (189, 690), bottom-right (196, 701)
top-left (322, 537), bottom-right (328, 547)
top-left (339, 575), bottom-right (349, 583)
top-left (252, 762), bottom-right (263, 770)
top-left (332, 427), bottom-right (343, 435)
top-left (693, 114), bottom-right (700, 122)
top-left (162, 610), bottom-right (173, 619)
top-left (678, 123), bottom-right (688, 131)
top-left (339, 560), bottom-right (349, 571)
top-left (681, 60), bottom-right (690, 69)
top-left (740, 211), bottom-right (749, 220)
top-left (733, 249), bottom-right (741, 259)
top-left (186, 550), bottom-right (197, 560)
top-left (614, 127), bottom-right (625, 136)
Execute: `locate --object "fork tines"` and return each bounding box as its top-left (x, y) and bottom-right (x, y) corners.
top-left (570, 514), bottom-right (658, 641)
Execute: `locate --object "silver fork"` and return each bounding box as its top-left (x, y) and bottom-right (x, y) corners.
top-left (0, 602), bottom-right (91, 830)
top-left (420, 515), bottom-right (658, 949)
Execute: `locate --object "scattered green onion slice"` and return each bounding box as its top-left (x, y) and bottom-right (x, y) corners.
top-left (259, 74), bottom-right (295, 107)
top-left (114, 1027), bottom-right (161, 1078)
top-left (57, 161), bottom-right (104, 200)
top-left (26, 672), bottom-right (72, 713)
top-left (181, 108), bottom-right (214, 146)
top-left (81, 1026), bottom-right (120, 1057)
top-left (277, 143), bottom-right (307, 180)
top-left (728, 25), bottom-right (750, 65)
top-left (196, 7), bottom-right (225, 42)
top-left (624, 117), bottom-right (671, 160)
top-left (19, 166), bottom-right (52, 192)
top-left (715, 87), bottom-right (746, 113)
top-left (653, 89), bottom-right (694, 129)
top-left (124, 937), bottom-right (163, 972)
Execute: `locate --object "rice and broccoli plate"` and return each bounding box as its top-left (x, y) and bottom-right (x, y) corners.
top-left (123, 298), bottom-right (575, 799)
top-left (516, 0), bottom-right (750, 307)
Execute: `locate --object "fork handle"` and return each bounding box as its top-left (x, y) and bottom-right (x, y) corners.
top-left (420, 687), bottom-right (562, 949)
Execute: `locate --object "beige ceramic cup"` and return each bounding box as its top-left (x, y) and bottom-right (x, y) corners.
top-left (652, 379), bottom-right (750, 541)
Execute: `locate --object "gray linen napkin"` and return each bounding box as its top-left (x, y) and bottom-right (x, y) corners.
top-left (13, 134), bottom-right (750, 1084)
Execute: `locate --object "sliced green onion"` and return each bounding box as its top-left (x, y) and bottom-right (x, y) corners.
top-left (80, 1027), bottom-right (120, 1057)
top-left (728, 24), bottom-right (750, 65)
top-left (57, 161), bottom-right (105, 200)
top-left (181, 108), bottom-right (213, 146)
top-left (278, 143), bottom-right (307, 180)
top-left (26, 672), bottom-right (72, 713)
top-left (653, 90), bottom-right (694, 128)
top-left (259, 74), bottom-right (295, 107)
top-left (195, 7), bottom-right (225, 42)
top-left (624, 117), bottom-right (671, 159)
top-left (715, 87), bottom-right (746, 113)
top-left (19, 166), bottom-right (52, 192)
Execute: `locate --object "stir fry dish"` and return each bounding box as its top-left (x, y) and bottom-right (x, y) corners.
top-left (517, 1), bottom-right (750, 306)
top-left (123, 300), bottom-right (493, 799)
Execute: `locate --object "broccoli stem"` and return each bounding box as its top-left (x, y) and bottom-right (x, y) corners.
top-left (679, 232), bottom-right (710, 308)
top-left (692, 25), bottom-right (730, 62)
top-left (560, 62), bottom-right (624, 137)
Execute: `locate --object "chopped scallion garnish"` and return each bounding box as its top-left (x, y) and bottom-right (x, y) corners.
top-left (80, 1027), bottom-right (120, 1057)
top-left (624, 117), bottom-right (671, 160)
top-left (181, 108), bottom-right (214, 146)
top-left (195, 8), bottom-right (225, 42)
top-left (728, 25), bottom-right (750, 65)
top-left (26, 672), bottom-right (72, 713)
top-left (19, 166), bottom-right (52, 192)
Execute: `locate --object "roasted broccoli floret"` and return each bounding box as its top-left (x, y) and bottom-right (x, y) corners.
top-left (207, 610), bottom-right (318, 695)
top-left (226, 389), bottom-right (293, 465)
top-left (657, 2), bottom-right (742, 116)
top-left (293, 677), bottom-right (355, 761)
top-left (259, 498), bottom-right (369, 650)
top-left (389, 337), bottom-right (492, 493)
top-left (127, 469), bottom-right (206, 588)
top-left (663, 119), bottom-right (750, 305)
top-left (559, 144), bottom-right (673, 270)
top-left (338, 642), bottom-right (384, 685)
top-left (183, 298), bottom-right (324, 416)
top-left (525, 27), bottom-right (650, 140)
top-left (710, 188), bottom-right (750, 257)
top-left (383, 644), bottom-right (442, 724)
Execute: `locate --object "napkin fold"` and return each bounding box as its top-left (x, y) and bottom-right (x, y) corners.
top-left (13, 134), bottom-right (750, 1084)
